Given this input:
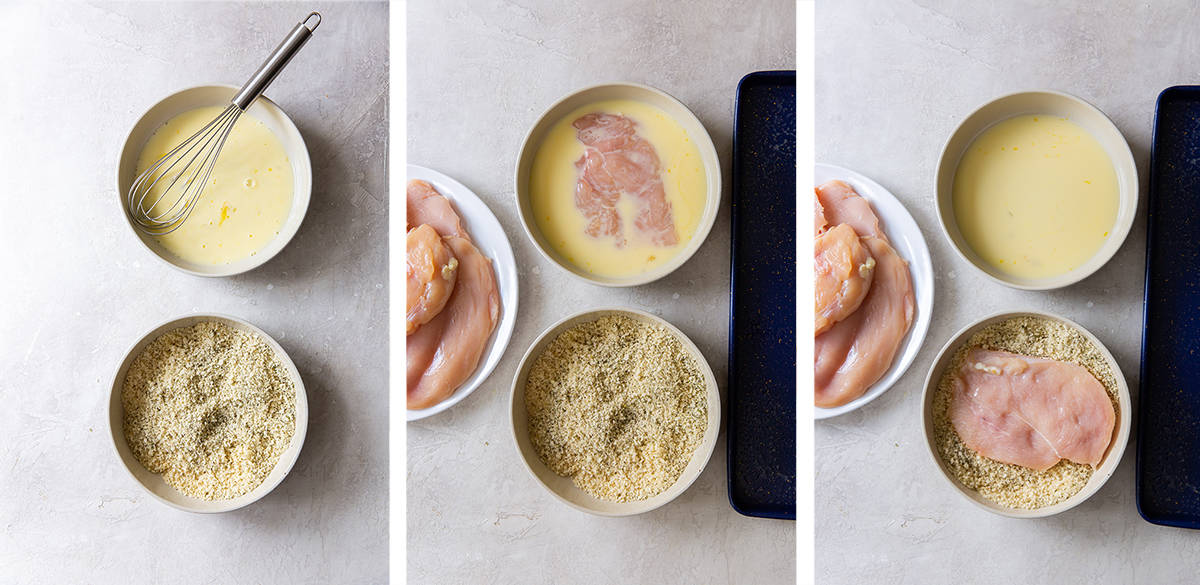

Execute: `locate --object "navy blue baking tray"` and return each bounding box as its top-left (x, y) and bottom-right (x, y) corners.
top-left (1139, 85), bottom-right (1200, 529)
top-left (727, 70), bottom-right (796, 519)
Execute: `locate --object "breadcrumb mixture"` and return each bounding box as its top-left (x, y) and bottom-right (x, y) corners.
top-left (525, 315), bottom-right (708, 503)
top-left (932, 316), bottom-right (1120, 510)
top-left (122, 321), bottom-right (296, 500)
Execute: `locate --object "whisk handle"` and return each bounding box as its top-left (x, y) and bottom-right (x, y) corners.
top-left (232, 12), bottom-right (321, 110)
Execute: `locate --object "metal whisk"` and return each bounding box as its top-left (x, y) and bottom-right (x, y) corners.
top-left (127, 12), bottom-right (322, 235)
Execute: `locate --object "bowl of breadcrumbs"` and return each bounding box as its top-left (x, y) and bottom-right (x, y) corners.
top-left (107, 314), bottom-right (308, 513)
top-left (510, 307), bottom-right (720, 516)
top-left (920, 311), bottom-right (1131, 518)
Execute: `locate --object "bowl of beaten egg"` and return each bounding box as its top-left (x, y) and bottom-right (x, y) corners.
top-left (117, 85), bottom-right (312, 277)
top-left (515, 83), bottom-right (721, 286)
top-left (935, 91), bottom-right (1137, 290)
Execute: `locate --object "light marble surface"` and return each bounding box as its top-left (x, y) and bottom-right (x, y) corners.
top-left (817, 1), bottom-right (1200, 583)
top-left (407, 0), bottom-right (795, 583)
top-left (0, 2), bottom-right (387, 583)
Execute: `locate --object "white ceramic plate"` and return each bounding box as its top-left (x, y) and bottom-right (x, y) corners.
top-left (108, 313), bottom-right (308, 513)
top-left (814, 163), bottom-right (934, 419)
top-left (406, 165), bottom-right (519, 421)
top-left (117, 85), bottom-right (313, 277)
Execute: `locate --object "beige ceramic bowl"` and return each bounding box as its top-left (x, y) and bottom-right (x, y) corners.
top-left (510, 307), bottom-right (720, 516)
top-left (934, 90), bottom-right (1138, 290)
top-left (514, 83), bottom-right (721, 287)
top-left (117, 85), bottom-right (313, 277)
top-left (920, 311), bottom-right (1131, 518)
top-left (108, 313), bottom-right (308, 513)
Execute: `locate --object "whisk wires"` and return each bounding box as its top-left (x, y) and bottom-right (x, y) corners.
top-left (127, 104), bottom-right (244, 235)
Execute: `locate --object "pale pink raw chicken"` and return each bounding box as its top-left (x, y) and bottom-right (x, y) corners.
top-left (813, 180), bottom-right (915, 408)
top-left (407, 179), bottom-right (465, 237)
top-left (406, 224), bottom-right (458, 335)
top-left (815, 180), bottom-right (882, 239)
top-left (949, 348), bottom-right (1115, 471)
top-left (815, 191), bottom-right (828, 235)
top-left (572, 112), bottom-right (678, 247)
top-left (814, 223), bottom-right (875, 336)
top-left (814, 235), bottom-right (914, 407)
top-left (407, 235), bottom-right (500, 410)
top-left (405, 180), bottom-right (501, 410)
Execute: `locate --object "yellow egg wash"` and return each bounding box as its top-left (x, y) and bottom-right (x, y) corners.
top-left (136, 106), bottom-right (293, 265)
top-left (952, 114), bottom-right (1118, 280)
top-left (530, 100), bottom-right (706, 278)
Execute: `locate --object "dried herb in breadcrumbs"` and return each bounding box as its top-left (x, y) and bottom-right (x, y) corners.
top-left (122, 321), bottom-right (295, 500)
top-left (525, 315), bottom-right (708, 502)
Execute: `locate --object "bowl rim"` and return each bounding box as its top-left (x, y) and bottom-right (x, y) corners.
top-left (933, 89), bottom-right (1139, 291)
top-left (115, 84), bottom-right (313, 278)
top-left (919, 310), bottom-right (1132, 518)
top-left (513, 81), bottom-right (722, 288)
top-left (508, 306), bottom-right (721, 516)
top-left (107, 312), bottom-right (309, 513)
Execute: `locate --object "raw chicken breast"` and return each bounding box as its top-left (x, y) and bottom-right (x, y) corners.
top-left (407, 235), bottom-right (501, 410)
top-left (815, 180), bottom-right (882, 239)
top-left (949, 348), bottom-right (1115, 471)
top-left (574, 149), bottom-right (624, 245)
top-left (815, 190), bottom-right (828, 235)
top-left (407, 304), bottom-right (448, 391)
top-left (407, 179), bottom-right (465, 238)
top-left (814, 236), bottom-right (914, 408)
top-left (407, 224), bottom-right (458, 335)
top-left (406, 179), bottom-right (503, 410)
top-left (814, 223), bottom-right (875, 336)
top-left (572, 112), bottom-right (678, 247)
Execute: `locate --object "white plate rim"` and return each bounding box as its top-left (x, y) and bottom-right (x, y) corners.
top-left (814, 163), bottom-right (935, 419)
top-left (406, 164), bottom-right (519, 421)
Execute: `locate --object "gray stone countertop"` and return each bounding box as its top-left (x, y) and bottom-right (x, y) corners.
top-left (817, 1), bottom-right (1200, 583)
top-left (0, 2), bottom-right (388, 583)
top-left (407, 0), bottom-right (797, 583)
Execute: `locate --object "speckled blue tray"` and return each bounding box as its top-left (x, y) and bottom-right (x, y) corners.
top-left (727, 70), bottom-right (796, 520)
top-left (1139, 85), bottom-right (1200, 529)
